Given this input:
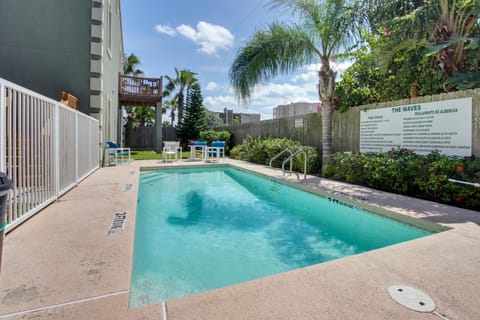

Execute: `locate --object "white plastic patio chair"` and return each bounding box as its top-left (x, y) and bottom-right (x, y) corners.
top-left (163, 141), bottom-right (182, 162)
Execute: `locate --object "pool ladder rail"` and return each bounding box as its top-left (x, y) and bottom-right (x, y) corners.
top-left (269, 148), bottom-right (307, 180)
top-left (269, 148), bottom-right (293, 171)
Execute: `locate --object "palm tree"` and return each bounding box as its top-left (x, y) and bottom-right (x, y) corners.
top-left (229, 0), bottom-right (364, 171)
top-left (123, 53), bottom-right (144, 76)
top-left (122, 53), bottom-right (155, 134)
top-left (163, 68), bottom-right (200, 123)
top-left (163, 98), bottom-right (178, 126)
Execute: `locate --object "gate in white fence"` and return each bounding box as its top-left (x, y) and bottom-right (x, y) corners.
top-left (0, 78), bottom-right (100, 232)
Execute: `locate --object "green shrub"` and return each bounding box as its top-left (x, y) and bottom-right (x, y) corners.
top-left (230, 136), bottom-right (321, 174)
top-left (199, 130), bottom-right (232, 153)
top-left (324, 149), bottom-right (480, 211)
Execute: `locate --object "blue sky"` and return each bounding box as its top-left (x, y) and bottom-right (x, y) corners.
top-left (121, 0), bottom-right (350, 119)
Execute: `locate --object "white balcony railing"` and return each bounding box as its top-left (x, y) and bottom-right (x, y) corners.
top-left (0, 78), bottom-right (100, 232)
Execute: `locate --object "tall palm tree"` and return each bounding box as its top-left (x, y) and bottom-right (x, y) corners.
top-left (229, 0), bottom-right (364, 170)
top-left (163, 68), bottom-right (199, 123)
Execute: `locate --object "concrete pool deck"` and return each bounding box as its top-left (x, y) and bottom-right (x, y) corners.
top-left (0, 159), bottom-right (479, 319)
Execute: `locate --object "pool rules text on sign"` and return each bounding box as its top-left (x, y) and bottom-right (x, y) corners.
top-left (359, 97), bottom-right (472, 157)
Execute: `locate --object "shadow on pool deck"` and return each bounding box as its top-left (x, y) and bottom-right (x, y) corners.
top-left (0, 159), bottom-right (479, 319)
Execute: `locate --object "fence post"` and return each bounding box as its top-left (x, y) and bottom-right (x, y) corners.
top-left (155, 101), bottom-right (163, 153)
top-left (0, 82), bottom-right (5, 172)
top-left (54, 103), bottom-right (60, 199)
top-left (75, 112), bottom-right (79, 182)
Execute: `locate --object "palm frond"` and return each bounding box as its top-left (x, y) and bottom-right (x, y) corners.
top-left (465, 37), bottom-right (480, 50)
top-left (163, 76), bottom-right (176, 95)
top-left (426, 35), bottom-right (465, 56)
top-left (229, 22), bottom-right (318, 102)
top-left (269, 0), bottom-right (365, 57)
top-left (376, 38), bottom-right (430, 74)
top-left (448, 71), bottom-right (480, 90)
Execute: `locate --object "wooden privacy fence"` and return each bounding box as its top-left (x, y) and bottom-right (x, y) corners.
top-left (126, 126), bottom-right (177, 150)
top-left (0, 77), bottom-right (100, 232)
top-left (228, 113), bottom-right (324, 150)
top-left (228, 88), bottom-right (480, 158)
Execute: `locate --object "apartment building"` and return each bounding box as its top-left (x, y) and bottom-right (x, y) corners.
top-left (273, 102), bottom-right (321, 119)
top-left (0, 0), bottom-right (124, 145)
top-left (217, 108), bottom-right (261, 125)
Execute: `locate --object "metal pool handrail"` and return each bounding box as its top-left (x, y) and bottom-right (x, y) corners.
top-left (269, 148), bottom-right (293, 172)
top-left (448, 178), bottom-right (480, 188)
top-left (282, 150), bottom-right (307, 180)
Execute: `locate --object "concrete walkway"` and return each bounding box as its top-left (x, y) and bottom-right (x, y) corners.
top-left (0, 159), bottom-right (478, 319)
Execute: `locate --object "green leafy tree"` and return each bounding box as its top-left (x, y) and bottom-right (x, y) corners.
top-left (229, 0), bottom-right (365, 170)
top-left (204, 110), bottom-right (225, 129)
top-left (372, 0), bottom-right (480, 91)
top-left (125, 106), bottom-right (155, 129)
top-left (163, 68), bottom-right (200, 124)
top-left (336, 0), bottom-right (479, 107)
top-left (335, 38), bottom-right (445, 109)
top-left (176, 87), bottom-right (207, 146)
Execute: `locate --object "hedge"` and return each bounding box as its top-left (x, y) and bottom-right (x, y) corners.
top-left (323, 149), bottom-right (480, 210)
top-left (230, 136), bottom-right (321, 174)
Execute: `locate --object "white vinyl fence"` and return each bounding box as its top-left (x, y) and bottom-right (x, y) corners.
top-left (0, 78), bottom-right (100, 232)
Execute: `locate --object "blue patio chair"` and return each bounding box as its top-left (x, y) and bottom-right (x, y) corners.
top-left (106, 141), bottom-right (131, 165)
top-left (189, 141), bottom-right (207, 160)
top-left (206, 141), bottom-right (225, 162)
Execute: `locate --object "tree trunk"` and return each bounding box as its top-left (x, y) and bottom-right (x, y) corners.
top-left (321, 104), bottom-right (333, 169)
top-left (170, 110), bottom-right (175, 126)
top-left (318, 57), bottom-right (337, 172)
top-left (177, 93), bottom-right (184, 123)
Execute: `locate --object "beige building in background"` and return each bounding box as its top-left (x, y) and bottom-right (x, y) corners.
top-left (216, 108), bottom-right (261, 125)
top-left (273, 102), bottom-right (320, 119)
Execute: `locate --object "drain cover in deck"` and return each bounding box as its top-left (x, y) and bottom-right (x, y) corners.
top-left (108, 212), bottom-right (127, 235)
top-left (388, 285), bottom-right (435, 312)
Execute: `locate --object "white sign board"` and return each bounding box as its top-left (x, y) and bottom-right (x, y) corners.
top-left (295, 118), bottom-right (303, 128)
top-left (360, 98), bottom-right (472, 156)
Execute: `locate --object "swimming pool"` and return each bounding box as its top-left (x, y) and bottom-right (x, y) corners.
top-left (130, 166), bottom-right (433, 307)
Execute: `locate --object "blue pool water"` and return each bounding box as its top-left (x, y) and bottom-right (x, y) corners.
top-left (130, 166), bottom-right (431, 307)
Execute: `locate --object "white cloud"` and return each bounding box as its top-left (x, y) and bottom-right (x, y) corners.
top-left (206, 82), bottom-right (219, 91)
top-left (176, 21), bottom-right (234, 56)
top-left (176, 24), bottom-right (197, 39)
top-left (292, 64), bottom-right (318, 83)
top-left (292, 60), bottom-right (354, 83)
top-left (154, 25), bottom-right (177, 37)
top-left (204, 95), bottom-right (237, 109)
top-left (333, 60), bottom-right (354, 75)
